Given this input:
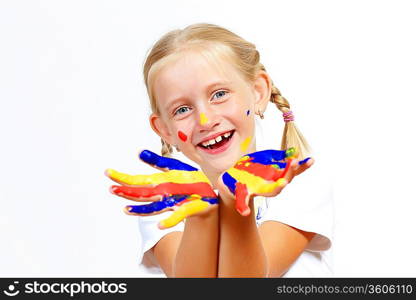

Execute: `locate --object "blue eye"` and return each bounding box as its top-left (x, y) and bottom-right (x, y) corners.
top-left (174, 106), bottom-right (191, 116)
top-left (212, 90), bottom-right (228, 100)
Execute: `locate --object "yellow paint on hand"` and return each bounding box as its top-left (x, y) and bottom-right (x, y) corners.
top-left (227, 167), bottom-right (287, 194)
top-left (199, 113), bottom-right (208, 125)
top-left (240, 136), bottom-right (252, 152)
top-left (106, 169), bottom-right (210, 185)
top-left (159, 198), bottom-right (210, 229)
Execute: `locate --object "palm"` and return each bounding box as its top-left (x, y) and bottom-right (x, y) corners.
top-left (219, 148), bottom-right (313, 216)
top-left (105, 150), bottom-right (218, 229)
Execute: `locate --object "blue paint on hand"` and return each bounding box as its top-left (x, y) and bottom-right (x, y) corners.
top-left (299, 157), bottom-right (311, 165)
top-left (126, 194), bottom-right (218, 214)
top-left (247, 150), bottom-right (287, 165)
top-left (139, 149), bottom-right (198, 171)
top-left (222, 172), bottom-right (237, 194)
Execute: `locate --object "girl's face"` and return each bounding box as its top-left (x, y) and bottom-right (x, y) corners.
top-left (150, 51), bottom-right (269, 179)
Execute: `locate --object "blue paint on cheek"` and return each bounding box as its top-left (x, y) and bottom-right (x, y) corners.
top-left (222, 172), bottom-right (237, 194)
top-left (246, 110), bottom-right (250, 116)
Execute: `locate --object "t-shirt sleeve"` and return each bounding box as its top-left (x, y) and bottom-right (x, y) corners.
top-left (257, 156), bottom-right (334, 252)
top-left (137, 211), bottom-right (185, 271)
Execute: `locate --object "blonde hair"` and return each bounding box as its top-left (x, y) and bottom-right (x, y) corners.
top-left (142, 23), bottom-right (311, 159)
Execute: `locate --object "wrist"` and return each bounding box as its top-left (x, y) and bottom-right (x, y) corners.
top-left (218, 192), bottom-right (235, 209)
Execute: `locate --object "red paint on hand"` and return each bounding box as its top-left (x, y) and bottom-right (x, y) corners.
top-left (111, 182), bottom-right (217, 198)
top-left (235, 182), bottom-right (250, 216)
top-left (234, 161), bottom-right (285, 181)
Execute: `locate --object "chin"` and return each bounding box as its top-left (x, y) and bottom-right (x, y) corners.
top-left (198, 147), bottom-right (242, 176)
top-left (204, 158), bottom-right (236, 175)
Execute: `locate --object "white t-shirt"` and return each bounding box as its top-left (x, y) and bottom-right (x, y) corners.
top-left (136, 157), bottom-right (334, 277)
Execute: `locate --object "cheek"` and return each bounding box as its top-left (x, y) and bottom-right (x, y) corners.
top-left (225, 100), bottom-right (254, 127)
top-left (174, 120), bottom-right (194, 145)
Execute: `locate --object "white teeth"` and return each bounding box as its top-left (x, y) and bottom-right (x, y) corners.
top-left (202, 138), bottom-right (217, 147)
top-left (208, 138), bottom-right (216, 145)
top-left (200, 131), bottom-right (233, 148)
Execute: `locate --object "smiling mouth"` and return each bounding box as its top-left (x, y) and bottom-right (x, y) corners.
top-left (197, 130), bottom-right (235, 150)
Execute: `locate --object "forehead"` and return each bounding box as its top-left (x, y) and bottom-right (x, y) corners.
top-left (153, 50), bottom-right (244, 102)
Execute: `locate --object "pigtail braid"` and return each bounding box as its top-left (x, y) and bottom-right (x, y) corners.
top-left (270, 84), bottom-right (312, 160)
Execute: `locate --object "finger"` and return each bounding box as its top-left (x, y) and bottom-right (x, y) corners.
top-left (104, 169), bottom-right (138, 187)
top-left (110, 185), bottom-right (161, 202)
top-left (246, 150), bottom-right (287, 165)
top-left (111, 182), bottom-right (217, 201)
top-left (139, 149), bottom-right (198, 171)
top-left (158, 198), bottom-right (212, 229)
top-left (279, 157), bottom-right (297, 179)
top-left (294, 157), bottom-right (314, 176)
top-left (124, 195), bottom-right (188, 215)
top-left (299, 157), bottom-right (312, 166)
top-left (105, 168), bottom-right (154, 186)
top-left (106, 168), bottom-right (209, 186)
top-left (235, 183), bottom-right (251, 216)
top-left (281, 159), bottom-right (299, 183)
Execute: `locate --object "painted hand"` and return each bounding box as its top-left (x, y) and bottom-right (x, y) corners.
top-left (105, 150), bottom-right (219, 229)
top-left (220, 148), bottom-right (313, 216)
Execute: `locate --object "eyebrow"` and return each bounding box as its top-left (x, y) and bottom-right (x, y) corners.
top-left (165, 80), bottom-right (232, 112)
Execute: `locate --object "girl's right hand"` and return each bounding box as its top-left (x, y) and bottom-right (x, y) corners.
top-left (218, 148), bottom-right (314, 216)
top-left (105, 150), bottom-right (219, 229)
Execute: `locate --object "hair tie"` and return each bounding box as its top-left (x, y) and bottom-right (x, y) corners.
top-left (283, 111), bottom-right (294, 123)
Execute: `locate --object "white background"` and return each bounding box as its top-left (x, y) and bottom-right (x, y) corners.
top-left (1, 0), bottom-right (415, 277)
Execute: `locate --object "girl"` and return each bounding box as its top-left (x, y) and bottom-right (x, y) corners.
top-left (106, 23), bottom-right (333, 277)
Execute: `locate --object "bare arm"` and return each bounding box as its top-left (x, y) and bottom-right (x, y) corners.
top-left (218, 199), bottom-right (267, 277)
top-left (153, 206), bottom-right (219, 277)
top-left (258, 221), bottom-right (315, 277)
top-left (218, 197), bottom-right (314, 277)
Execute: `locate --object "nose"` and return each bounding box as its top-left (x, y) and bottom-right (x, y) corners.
top-left (196, 107), bottom-right (220, 132)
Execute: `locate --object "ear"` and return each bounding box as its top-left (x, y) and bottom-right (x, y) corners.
top-left (252, 70), bottom-right (272, 114)
top-left (149, 113), bottom-right (174, 145)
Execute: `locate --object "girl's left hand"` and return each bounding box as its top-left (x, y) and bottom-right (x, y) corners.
top-left (218, 148), bottom-right (314, 216)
